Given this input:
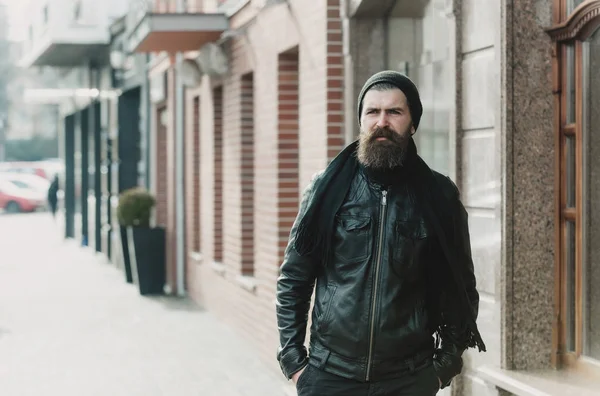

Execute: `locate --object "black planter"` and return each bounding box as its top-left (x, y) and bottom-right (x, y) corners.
top-left (119, 226), bottom-right (133, 283)
top-left (128, 226), bottom-right (166, 295)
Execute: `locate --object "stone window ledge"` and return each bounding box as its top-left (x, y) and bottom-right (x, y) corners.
top-left (211, 261), bottom-right (226, 276)
top-left (236, 275), bottom-right (257, 294)
top-left (477, 366), bottom-right (600, 396)
top-left (209, 262), bottom-right (257, 294)
top-left (188, 252), bottom-right (203, 262)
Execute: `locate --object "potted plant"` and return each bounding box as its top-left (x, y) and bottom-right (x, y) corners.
top-left (116, 187), bottom-right (166, 295)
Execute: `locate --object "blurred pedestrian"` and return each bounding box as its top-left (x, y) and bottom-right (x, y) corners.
top-left (276, 71), bottom-right (486, 396)
top-left (47, 174), bottom-right (59, 218)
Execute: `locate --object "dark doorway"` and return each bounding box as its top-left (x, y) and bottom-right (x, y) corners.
top-left (118, 87), bottom-right (142, 193)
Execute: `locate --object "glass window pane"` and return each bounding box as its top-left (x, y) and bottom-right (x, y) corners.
top-left (567, 0), bottom-right (586, 14)
top-left (583, 27), bottom-right (600, 360)
top-left (566, 136), bottom-right (576, 208)
top-left (386, 1), bottom-right (452, 176)
top-left (566, 44), bottom-right (576, 124)
top-left (566, 220), bottom-right (577, 352)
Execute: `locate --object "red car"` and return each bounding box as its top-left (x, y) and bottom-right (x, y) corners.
top-left (0, 161), bottom-right (63, 181)
top-left (0, 180), bottom-right (47, 213)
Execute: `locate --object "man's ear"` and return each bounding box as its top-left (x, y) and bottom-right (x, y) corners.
top-left (410, 124), bottom-right (416, 136)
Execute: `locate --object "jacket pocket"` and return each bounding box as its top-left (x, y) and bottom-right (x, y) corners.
top-left (392, 220), bottom-right (429, 280)
top-left (316, 283), bottom-right (337, 333)
top-left (333, 215), bottom-right (372, 265)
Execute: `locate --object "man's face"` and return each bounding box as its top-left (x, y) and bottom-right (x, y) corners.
top-left (357, 88), bottom-right (414, 170)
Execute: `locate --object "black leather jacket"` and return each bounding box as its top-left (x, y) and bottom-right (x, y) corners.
top-left (276, 168), bottom-right (480, 388)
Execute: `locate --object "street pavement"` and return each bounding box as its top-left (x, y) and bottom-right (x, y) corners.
top-left (0, 213), bottom-right (292, 396)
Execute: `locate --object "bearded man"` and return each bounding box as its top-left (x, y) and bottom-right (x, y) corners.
top-left (275, 71), bottom-right (486, 396)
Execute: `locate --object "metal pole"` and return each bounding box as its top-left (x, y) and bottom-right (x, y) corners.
top-left (175, 0), bottom-right (186, 296)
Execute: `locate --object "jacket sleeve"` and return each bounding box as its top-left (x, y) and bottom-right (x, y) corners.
top-left (434, 188), bottom-right (480, 389)
top-left (275, 177), bottom-right (321, 379)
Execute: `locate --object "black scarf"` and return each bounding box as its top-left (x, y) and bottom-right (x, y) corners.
top-left (292, 138), bottom-right (486, 352)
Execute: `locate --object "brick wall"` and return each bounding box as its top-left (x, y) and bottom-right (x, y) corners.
top-left (155, 0), bottom-right (168, 12)
top-left (186, 0), bottom-right (203, 12)
top-left (326, 0), bottom-right (346, 160)
top-left (221, 65), bottom-right (240, 277)
top-left (181, 0), bottom-right (343, 377)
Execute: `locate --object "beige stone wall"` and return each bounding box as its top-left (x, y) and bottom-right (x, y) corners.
top-left (457, 0), bottom-right (503, 394)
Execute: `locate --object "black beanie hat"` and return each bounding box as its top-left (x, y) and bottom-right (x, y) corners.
top-left (357, 70), bottom-right (423, 130)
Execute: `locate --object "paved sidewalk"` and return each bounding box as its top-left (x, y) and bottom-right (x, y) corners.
top-left (0, 213), bottom-right (291, 396)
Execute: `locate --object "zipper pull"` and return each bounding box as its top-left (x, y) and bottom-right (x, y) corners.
top-left (381, 190), bottom-right (387, 206)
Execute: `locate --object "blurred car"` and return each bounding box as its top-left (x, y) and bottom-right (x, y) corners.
top-left (0, 180), bottom-right (47, 213)
top-left (0, 173), bottom-right (51, 195)
top-left (0, 162), bottom-right (49, 179)
top-left (0, 160), bottom-right (64, 181)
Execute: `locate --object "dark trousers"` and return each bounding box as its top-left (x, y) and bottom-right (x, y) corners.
top-left (295, 362), bottom-right (440, 396)
top-left (48, 199), bottom-right (58, 217)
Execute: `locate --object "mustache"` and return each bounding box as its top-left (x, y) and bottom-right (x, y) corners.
top-left (367, 127), bottom-right (401, 142)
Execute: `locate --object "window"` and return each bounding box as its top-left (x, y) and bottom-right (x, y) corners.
top-left (213, 86), bottom-right (223, 264)
top-left (567, 0), bottom-right (586, 12)
top-left (385, 0), bottom-right (453, 176)
top-left (277, 49), bottom-right (300, 265)
top-left (581, 25), bottom-right (600, 361)
top-left (240, 73), bottom-right (255, 276)
top-left (9, 180), bottom-right (29, 189)
top-left (189, 96), bottom-right (201, 254)
top-left (547, 0), bottom-right (600, 368)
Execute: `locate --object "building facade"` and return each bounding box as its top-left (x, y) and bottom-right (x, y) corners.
top-left (145, 0), bottom-right (600, 395)
top-left (0, 3), bottom-right (10, 161)
top-left (129, 0), bottom-right (347, 328)
top-left (18, 0), bottom-right (130, 251)
top-left (18, 0), bottom-right (600, 394)
top-left (104, 11), bottom-right (152, 265)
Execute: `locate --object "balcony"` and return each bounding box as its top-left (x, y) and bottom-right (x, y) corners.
top-left (19, 0), bottom-right (128, 68)
top-left (128, 12), bottom-right (228, 53)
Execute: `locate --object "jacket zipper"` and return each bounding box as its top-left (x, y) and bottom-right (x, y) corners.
top-left (366, 189), bottom-right (387, 381)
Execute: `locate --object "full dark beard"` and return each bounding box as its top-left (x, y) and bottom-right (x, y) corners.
top-left (357, 126), bottom-right (410, 170)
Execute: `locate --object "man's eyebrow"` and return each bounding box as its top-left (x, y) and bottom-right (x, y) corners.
top-left (364, 106), bottom-right (404, 113)
top-left (365, 106), bottom-right (403, 110)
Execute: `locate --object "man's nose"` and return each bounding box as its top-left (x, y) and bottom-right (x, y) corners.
top-left (376, 113), bottom-right (389, 128)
